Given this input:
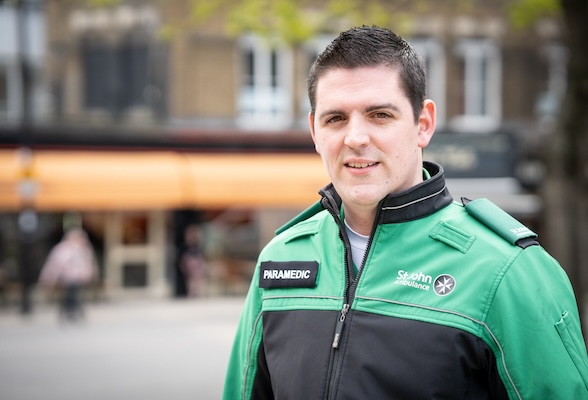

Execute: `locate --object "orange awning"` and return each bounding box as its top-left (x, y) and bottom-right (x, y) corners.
top-left (0, 149), bottom-right (329, 211)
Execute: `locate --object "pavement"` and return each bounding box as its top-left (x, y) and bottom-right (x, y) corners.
top-left (0, 296), bottom-right (245, 400)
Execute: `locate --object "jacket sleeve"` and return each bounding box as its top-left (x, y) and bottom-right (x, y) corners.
top-left (223, 266), bottom-right (269, 400)
top-left (486, 245), bottom-right (588, 399)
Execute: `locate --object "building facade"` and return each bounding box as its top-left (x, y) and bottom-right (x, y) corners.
top-left (0, 0), bottom-right (565, 304)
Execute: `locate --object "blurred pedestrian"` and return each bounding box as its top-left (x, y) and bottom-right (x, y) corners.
top-left (38, 228), bottom-right (98, 321)
top-left (180, 224), bottom-right (207, 297)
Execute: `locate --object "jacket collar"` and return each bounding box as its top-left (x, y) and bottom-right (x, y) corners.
top-left (320, 161), bottom-right (453, 224)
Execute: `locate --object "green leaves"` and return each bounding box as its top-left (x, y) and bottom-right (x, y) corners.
top-left (508, 0), bottom-right (561, 30)
top-left (177, 0), bottom-right (411, 45)
top-left (159, 0), bottom-right (564, 44)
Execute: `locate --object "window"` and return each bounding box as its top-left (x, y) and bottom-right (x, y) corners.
top-left (82, 39), bottom-right (152, 116)
top-left (0, 60), bottom-right (25, 123)
top-left (536, 43), bottom-right (567, 128)
top-left (237, 34), bottom-right (293, 130)
top-left (298, 35), bottom-right (334, 125)
top-left (452, 39), bottom-right (501, 132)
top-left (0, 5), bottom-right (19, 120)
top-left (82, 41), bottom-right (113, 110)
top-left (0, 3), bottom-right (45, 123)
top-left (411, 38), bottom-right (446, 128)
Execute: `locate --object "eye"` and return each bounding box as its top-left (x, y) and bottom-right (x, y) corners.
top-left (326, 115), bottom-right (344, 124)
top-left (373, 112), bottom-right (391, 119)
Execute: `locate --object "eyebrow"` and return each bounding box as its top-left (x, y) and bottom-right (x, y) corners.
top-left (318, 109), bottom-right (344, 120)
top-left (318, 103), bottom-right (402, 120)
top-left (365, 103), bottom-right (402, 114)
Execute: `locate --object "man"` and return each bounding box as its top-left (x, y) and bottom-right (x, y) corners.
top-left (223, 26), bottom-right (588, 399)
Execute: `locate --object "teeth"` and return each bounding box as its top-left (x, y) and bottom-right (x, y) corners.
top-left (348, 162), bottom-right (376, 168)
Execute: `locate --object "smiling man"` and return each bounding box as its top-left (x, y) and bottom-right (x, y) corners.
top-left (223, 26), bottom-right (588, 400)
top-left (309, 65), bottom-right (436, 236)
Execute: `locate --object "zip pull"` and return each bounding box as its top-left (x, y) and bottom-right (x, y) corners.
top-left (332, 304), bottom-right (350, 349)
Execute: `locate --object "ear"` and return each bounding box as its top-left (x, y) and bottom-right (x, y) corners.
top-left (309, 112), bottom-right (321, 154)
top-left (417, 99), bottom-right (436, 149)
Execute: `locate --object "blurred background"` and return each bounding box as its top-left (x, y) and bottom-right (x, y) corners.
top-left (0, 0), bottom-right (587, 397)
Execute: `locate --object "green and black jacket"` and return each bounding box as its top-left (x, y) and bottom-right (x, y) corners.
top-left (223, 162), bottom-right (588, 400)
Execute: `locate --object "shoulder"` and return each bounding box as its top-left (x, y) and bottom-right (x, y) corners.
top-left (259, 203), bottom-right (332, 258)
top-left (275, 201), bottom-right (325, 235)
top-left (274, 205), bottom-right (331, 244)
top-left (459, 197), bottom-right (538, 249)
top-left (426, 198), bottom-right (540, 257)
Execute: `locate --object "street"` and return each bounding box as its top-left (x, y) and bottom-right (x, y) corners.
top-left (0, 297), bottom-right (245, 400)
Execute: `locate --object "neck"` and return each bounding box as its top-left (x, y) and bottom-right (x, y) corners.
top-left (343, 205), bottom-right (376, 236)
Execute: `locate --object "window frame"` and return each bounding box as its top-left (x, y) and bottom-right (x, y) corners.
top-left (411, 37), bottom-right (447, 129)
top-left (237, 34), bottom-right (293, 130)
top-left (451, 38), bottom-right (502, 133)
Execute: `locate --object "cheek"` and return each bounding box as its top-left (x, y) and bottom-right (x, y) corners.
top-left (315, 135), bottom-right (330, 156)
top-left (314, 141), bottom-right (321, 155)
top-left (316, 136), bottom-right (338, 157)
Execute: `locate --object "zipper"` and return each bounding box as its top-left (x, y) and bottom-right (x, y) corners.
top-left (332, 303), bottom-right (350, 348)
top-left (322, 194), bottom-right (382, 399)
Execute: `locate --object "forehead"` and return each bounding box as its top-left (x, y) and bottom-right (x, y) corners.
top-left (315, 66), bottom-right (406, 108)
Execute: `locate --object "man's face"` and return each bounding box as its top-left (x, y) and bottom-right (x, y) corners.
top-left (309, 66), bottom-right (435, 212)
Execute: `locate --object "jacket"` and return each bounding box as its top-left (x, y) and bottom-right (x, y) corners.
top-left (39, 231), bottom-right (97, 286)
top-left (223, 162), bottom-right (588, 400)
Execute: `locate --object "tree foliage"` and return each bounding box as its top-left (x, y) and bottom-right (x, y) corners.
top-left (166, 0), bottom-right (423, 45)
top-left (181, 0), bottom-right (566, 43)
top-left (508, 0), bottom-right (561, 29)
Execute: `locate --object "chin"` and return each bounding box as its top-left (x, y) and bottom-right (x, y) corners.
top-left (342, 191), bottom-right (386, 208)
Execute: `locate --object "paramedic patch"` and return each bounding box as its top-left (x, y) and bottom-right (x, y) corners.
top-left (259, 261), bottom-right (318, 289)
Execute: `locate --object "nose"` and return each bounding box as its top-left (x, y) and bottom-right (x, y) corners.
top-left (344, 116), bottom-right (370, 149)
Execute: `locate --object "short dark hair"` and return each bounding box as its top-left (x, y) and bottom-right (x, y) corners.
top-left (307, 26), bottom-right (427, 123)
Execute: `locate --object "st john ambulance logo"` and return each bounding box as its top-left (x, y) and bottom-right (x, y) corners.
top-left (433, 274), bottom-right (456, 296)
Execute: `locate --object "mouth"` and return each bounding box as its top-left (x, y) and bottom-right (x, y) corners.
top-left (346, 162), bottom-right (378, 169)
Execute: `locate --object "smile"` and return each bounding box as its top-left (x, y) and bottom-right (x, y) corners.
top-left (346, 162), bottom-right (378, 169)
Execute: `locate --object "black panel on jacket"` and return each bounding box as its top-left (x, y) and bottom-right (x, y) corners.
top-left (257, 309), bottom-right (339, 399)
top-left (255, 308), bottom-right (509, 399)
top-left (251, 342), bottom-right (274, 400)
top-left (335, 311), bottom-right (509, 400)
